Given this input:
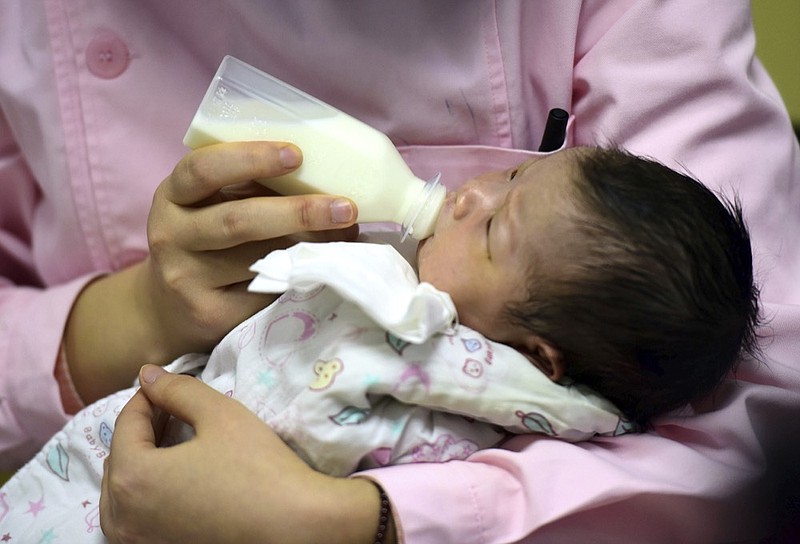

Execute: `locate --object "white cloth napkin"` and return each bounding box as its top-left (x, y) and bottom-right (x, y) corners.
top-left (249, 242), bottom-right (457, 344)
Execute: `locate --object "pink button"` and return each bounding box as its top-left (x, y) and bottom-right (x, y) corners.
top-left (85, 33), bottom-right (130, 79)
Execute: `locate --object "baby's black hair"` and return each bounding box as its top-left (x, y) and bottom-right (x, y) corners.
top-left (507, 147), bottom-right (761, 425)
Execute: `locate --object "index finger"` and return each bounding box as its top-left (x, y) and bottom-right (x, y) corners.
top-left (166, 141), bottom-right (302, 206)
top-left (179, 193), bottom-right (358, 251)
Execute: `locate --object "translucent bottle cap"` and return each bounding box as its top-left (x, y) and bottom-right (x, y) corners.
top-left (401, 173), bottom-right (444, 242)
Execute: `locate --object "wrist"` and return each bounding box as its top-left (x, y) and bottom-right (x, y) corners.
top-left (297, 476), bottom-right (397, 544)
top-left (343, 478), bottom-right (398, 544)
top-left (372, 483), bottom-right (397, 544)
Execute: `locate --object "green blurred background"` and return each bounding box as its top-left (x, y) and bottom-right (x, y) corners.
top-left (752, 0), bottom-right (800, 131)
top-left (0, 2), bottom-right (798, 487)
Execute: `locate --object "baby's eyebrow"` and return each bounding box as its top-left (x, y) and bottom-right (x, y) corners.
top-left (512, 156), bottom-right (544, 181)
top-left (500, 186), bottom-right (522, 255)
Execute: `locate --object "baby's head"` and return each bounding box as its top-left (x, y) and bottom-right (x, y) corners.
top-left (417, 146), bottom-right (760, 424)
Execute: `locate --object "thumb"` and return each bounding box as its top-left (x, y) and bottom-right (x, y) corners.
top-left (137, 364), bottom-right (231, 431)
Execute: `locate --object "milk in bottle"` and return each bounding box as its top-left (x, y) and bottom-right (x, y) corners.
top-left (184, 56), bottom-right (445, 240)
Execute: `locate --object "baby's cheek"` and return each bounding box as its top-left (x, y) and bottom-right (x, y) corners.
top-left (415, 244), bottom-right (432, 281)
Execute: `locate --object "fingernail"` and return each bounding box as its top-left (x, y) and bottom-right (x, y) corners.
top-left (330, 199), bottom-right (355, 223)
top-left (279, 146), bottom-right (301, 169)
top-left (141, 364), bottom-right (166, 385)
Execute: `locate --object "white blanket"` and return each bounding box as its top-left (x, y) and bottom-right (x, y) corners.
top-left (0, 242), bottom-right (629, 539)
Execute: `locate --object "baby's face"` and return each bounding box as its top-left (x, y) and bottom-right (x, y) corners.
top-left (416, 148), bottom-right (585, 345)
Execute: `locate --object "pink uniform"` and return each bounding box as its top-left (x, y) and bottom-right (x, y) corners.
top-left (1, 1), bottom-right (798, 541)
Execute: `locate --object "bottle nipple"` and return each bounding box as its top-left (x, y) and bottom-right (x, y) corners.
top-left (401, 173), bottom-right (446, 241)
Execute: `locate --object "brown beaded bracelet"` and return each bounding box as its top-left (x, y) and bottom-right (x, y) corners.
top-left (374, 485), bottom-right (391, 544)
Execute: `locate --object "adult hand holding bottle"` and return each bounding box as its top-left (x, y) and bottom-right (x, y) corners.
top-left (63, 141), bottom-right (358, 404)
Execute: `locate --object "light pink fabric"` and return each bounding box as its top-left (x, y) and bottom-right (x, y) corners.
top-left (1, 1), bottom-right (798, 541)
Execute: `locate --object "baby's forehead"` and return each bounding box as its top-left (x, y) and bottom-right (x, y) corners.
top-left (512, 148), bottom-right (588, 200)
top-left (513, 147), bottom-right (592, 181)
top-left (511, 157), bottom-right (592, 268)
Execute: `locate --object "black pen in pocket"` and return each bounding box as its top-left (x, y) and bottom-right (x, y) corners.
top-left (538, 108), bottom-right (569, 152)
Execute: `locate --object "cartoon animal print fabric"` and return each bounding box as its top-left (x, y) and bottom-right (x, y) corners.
top-left (0, 242), bottom-right (630, 541)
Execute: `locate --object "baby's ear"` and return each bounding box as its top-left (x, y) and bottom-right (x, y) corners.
top-left (518, 335), bottom-right (564, 382)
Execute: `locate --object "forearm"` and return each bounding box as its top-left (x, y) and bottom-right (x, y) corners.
top-left (64, 261), bottom-right (168, 403)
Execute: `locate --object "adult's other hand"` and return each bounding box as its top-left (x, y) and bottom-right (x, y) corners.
top-left (99, 365), bottom-right (386, 544)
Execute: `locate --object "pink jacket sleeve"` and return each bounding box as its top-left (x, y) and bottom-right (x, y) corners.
top-left (362, 2), bottom-right (800, 542)
top-left (568, 1), bottom-right (799, 305)
top-left (0, 109), bottom-right (97, 469)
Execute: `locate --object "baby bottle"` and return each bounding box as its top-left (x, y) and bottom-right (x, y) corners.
top-left (184, 55), bottom-right (445, 240)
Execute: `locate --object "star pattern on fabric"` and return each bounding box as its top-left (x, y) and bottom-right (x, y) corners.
top-left (81, 500), bottom-right (92, 508)
top-left (1, 533), bottom-right (11, 542)
top-left (25, 498), bottom-right (45, 517)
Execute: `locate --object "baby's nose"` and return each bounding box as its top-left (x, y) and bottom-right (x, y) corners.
top-left (453, 181), bottom-right (487, 220)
